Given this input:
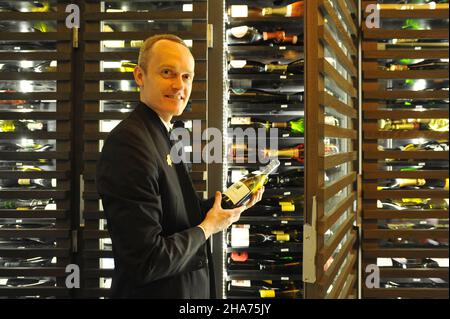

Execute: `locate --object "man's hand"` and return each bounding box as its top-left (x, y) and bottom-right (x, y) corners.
top-left (198, 192), bottom-right (246, 239)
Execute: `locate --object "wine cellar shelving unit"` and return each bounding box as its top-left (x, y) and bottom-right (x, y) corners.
top-left (0, 0), bottom-right (73, 298)
top-left (361, 0), bottom-right (449, 299)
top-left (304, 0), bottom-right (359, 299)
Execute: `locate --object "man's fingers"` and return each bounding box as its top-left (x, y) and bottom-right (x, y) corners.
top-left (213, 191), bottom-right (222, 208)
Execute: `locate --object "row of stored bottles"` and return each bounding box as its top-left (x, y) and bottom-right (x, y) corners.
top-left (223, 0), bottom-right (306, 299)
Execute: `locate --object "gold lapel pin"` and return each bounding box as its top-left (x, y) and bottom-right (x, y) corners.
top-left (166, 154), bottom-right (173, 167)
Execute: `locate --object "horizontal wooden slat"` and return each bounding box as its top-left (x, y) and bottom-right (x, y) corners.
top-left (319, 231), bottom-right (357, 286)
top-left (83, 91), bottom-right (205, 101)
top-left (84, 29), bottom-right (206, 41)
top-left (363, 287), bottom-right (448, 299)
top-left (363, 150), bottom-right (449, 160)
top-left (84, 10), bottom-right (206, 21)
top-left (363, 248), bottom-right (448, 258)
top-left (364, 130), bottom-right (449, 140)
top-left (321, 60), bottom-right (357, 98)
top-left (0, 287), bottom-right (70, 297)
top-left (0, 151), bottom-right (70, 160)
top-left (0, 267), bottom-right (67, 277)
top-left (379, 268), bottom-right (449, 279)
top-left (0, 52), bottom-right (71, 61)
top-left (320, 172), bottom-right (357, 201)
top-left (363, 209), bottom-right (449, 220)
top-left (321, 92), bottom-right (357, 118)
top-left (0, 170), bottom-right (69, 179)
top-left (0, 112), bottom-right (70, 120)
top-left (364, 91), bottom-right (449, 100)
top-left (0, 12), bottom-right (62, 20)
top-left (324, 124), bottom-right (357, 139)
top-left (0, 229), bottom-right (70, 238)
top-left (320, 0), bottom-right (357, 57)
top-left (0, 210), bottom-right (68, 219)
top-left (363, 28), bottom-right (449, 39)
top-left (320, 27), bottom-right (357, 77)
top-left (364, 69), bottom-right (449, 80)
top-left (364, 50), bottom-right (449, 60)
top-left (82, 250), bottom-right (113, 259)
top-left (364, 189), bottom-right (449, 199)
top-left (363, 170), bottom-right (449, 179)
top-left (364, 229), bottom-right (448, 239)
top-left (327, 253), bottom-right (357, 299)
top-left (0, 92), bottom-right (70, 100)
top-left (0, 73), bottom-right (70, 81)
top-left (319, 192), bottom-right (356, 234)
top-left (0, 190), bottom-right (68, 199)
top-left (0, 33), bottom-right (71, 41)
top-left (336, 0), bottom-right (358, 36)
top-left (364, 110), bottom-right (449, 120)
top-left (318, 214), bottom-right (355, 266)
top-left (83, 268), bottom-right (115, 278)
top-left (364, 9), bottom-right (449, 19)
top-left (0, 248), bottom-right (69, 258)
top-left (323, 152), bottom-right (357, 170)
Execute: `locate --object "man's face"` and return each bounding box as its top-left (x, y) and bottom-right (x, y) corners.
top-left (133, 40), bottom-right (195, 121)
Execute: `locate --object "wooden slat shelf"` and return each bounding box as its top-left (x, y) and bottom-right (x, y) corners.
top-left (319, 231), bottom-right (357, 286)
top-left (324, 124), bottom-right (357, 139)
top-left (364, 189), bottom-right (449, 199)
top-left (0, 248), bottom-right (70, 258)
top-left (0, 73), bottom-right (71, 81)
top-left (321, 60), bottom-right (357, 97)
top-left (323, 152), bottom-right (357, 170)
top-left (363, 170), bottom-right (448, 179)
top-left (320, 172), bottom-right (357, 201)
top-left (364, 69), bottom-right (449, 80)
top-left (364, 229), bottom-right (448, 240)
top-left (363, 9), bottom-right (450, 19)
top-left (363, 130), bottom-right (449, 140)
top-left (364, 110), bottom-right (449, 120)
top-left (327, 253), bottom-right (357, 299)
top-left (363, 28), bottom-right (449, 40)
top-left (0, 190), bottom-right (69, 199)
top-left (363, 287), bottom-right (448, 299)
top-left (363, 248), bottom-right (448, 258)
top-left (320, 93), bottom-right (357, 118)
top-left (319, 192), bottom-right (356, 234)
top-left (318, 214), bottom-right (355, 266)
top-left (363, 150), bottom-right (448, 160)
top-left (0, 112), bottom-right (70, 120)
top-left (84, 29), bottom-right (207, 41)
top-left (320, 27), bottom-right (358, 77)
top-left (378, 268), bottom-right (449, 279)
top-left (320, 0), bottom-right (357, 57)
top-left (364, 90), bottom-right (449, 100)
top-left (363, 209), bottom-right (449, 220)
top-left (363, 50), bottom-right (449, 60)
top-left (0, 267), bottom-right (67, 277)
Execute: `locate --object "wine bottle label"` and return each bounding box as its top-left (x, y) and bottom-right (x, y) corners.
top-left (26, 122), bottom-right (44, 131)
top-left (259, 289), bottom-right (275, 298)
top-left (51, 178), bottom-right (57, 187)
top-left (229, 60), bottom-right (248, 69)
top-left (0, 279), bottom-right (8, 285)
top-left (45, 203), bottom-right (57, 210)
top-left (230, 26), bottom-right (249, 38)
top-left (224, 181), bottom-right (251, 205)
top-left (231, 280), bottom-right (251, 287)
top-left (231, 227), bottom-right (250, 247)
top-left (229, 5), bottom-right (248, 18)
top-left (18, 178), bottom-right (31, 186)
top-left (276, 234), bottom-right (290, 241)
top-left (265, 64), bottom-right (288, 73)
top-left (230, 117), bottom-right (252, 125)
top-left (281, 204), bottom-right (295, 212)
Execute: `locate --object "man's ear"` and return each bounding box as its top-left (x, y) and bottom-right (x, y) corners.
top-left (133, 65), bottom-right (144, 87)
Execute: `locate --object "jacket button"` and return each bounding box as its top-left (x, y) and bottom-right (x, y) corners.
top-left (197, 260), bottom-right (204, 268)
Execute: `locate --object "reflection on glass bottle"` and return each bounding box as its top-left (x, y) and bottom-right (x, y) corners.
top-left (228, 88), bottom-right (304, 103)
top-left (230, 144), bottom-right (304, 163)
top-left (262, 1), bottom-right (305, 17)
top-left (229, 117), bottom-right (304, 134)
top-left (385, 59), bottom-right (448, 71)
top-left (228, 59), bottom-right (304, 75)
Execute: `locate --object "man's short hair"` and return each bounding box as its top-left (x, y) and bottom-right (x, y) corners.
top-left (137, 34), bottom-right (191, 73)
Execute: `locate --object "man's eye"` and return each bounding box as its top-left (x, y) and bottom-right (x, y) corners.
top-left (183, 74), bottom-right (192, 80)
top-left (162, 69), bottom-right (173, 76)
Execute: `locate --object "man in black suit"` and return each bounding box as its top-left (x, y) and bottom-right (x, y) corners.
top-left (96, 34), bottom-right (263, 298)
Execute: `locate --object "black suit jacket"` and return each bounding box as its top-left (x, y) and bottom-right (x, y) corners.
top-left (96, 102), bottom-right (215, 298)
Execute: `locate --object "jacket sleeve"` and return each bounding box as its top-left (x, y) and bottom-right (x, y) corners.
top-left (96, 126), bottom-right (207, 285)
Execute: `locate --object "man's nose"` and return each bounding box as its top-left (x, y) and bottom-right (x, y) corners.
top-left (171, 75), bottom-right (184, 90)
